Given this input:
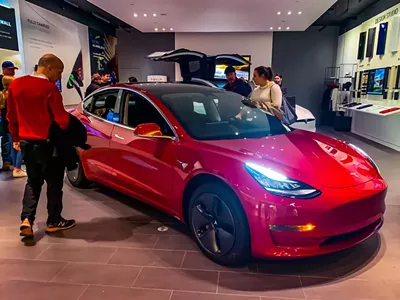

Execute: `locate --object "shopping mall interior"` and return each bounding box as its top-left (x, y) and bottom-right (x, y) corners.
top-left (1, 0), bottom-right (400, 299)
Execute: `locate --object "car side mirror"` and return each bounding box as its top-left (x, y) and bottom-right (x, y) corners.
top-left (133, 123), bottom-right (175, 140)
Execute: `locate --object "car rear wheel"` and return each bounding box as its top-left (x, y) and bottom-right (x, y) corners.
top-left (188, 182), bottom-right (250, 266)
top-left (66, 156), bottom-right (91, 188)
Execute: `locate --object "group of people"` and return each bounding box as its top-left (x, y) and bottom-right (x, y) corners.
top-left (84, 72), bottom-right (112, 97)
top-left (223, 65), bottom-right (287, 119)
top-left (0, 61), bottom-right (27, 178)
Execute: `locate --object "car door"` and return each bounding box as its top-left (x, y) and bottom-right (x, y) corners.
top-left (108, 89), bottom-right (176, 211)
top-left (79, 88), bottom-right (122, 182)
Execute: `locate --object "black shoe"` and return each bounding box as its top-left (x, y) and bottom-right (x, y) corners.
top-left (45, 218), bottom-right (76, 233)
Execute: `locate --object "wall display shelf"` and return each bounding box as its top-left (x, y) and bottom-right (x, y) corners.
top-left (342, 103), bottom-right (400, 116)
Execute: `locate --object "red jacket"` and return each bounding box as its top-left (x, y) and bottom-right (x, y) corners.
top-left (7, 74), bottom-right (70, 142)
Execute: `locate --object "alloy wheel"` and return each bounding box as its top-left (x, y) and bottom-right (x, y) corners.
top-left (67, 164), bottom-right (79, 183)
top-left (191, 193), bottom-right (236, 255)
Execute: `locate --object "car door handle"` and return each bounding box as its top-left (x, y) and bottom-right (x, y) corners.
top-left (114, 134), bottom-right (125, 140)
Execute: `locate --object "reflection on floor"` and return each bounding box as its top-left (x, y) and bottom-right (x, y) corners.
top-left (0, 128), bottom-right (399, 300)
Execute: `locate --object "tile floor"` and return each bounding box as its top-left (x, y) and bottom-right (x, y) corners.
top-left (0, 128), bottom-right (399, 300)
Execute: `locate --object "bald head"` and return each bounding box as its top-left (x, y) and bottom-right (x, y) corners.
top-left (37, 54), bottom-right (64, 83)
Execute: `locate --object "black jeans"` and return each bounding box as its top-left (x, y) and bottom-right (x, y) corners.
top-left (20, 140), bottom-right (65, 225)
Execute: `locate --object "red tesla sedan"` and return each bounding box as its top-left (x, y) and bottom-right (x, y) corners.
top-left (68, 83), bottom-right (387, 265)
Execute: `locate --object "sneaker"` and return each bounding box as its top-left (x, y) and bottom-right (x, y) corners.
top-left (20, 218), bottom-right (34, 237)
top-left (13, 169), bottom-right (27, 178)
top-left (45, 218), bottom-right (76, 233)
top-left (2, 162), bottom-right (13, 171)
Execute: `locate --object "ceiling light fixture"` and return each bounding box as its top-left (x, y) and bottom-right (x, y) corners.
top-left (288, 11), bottom-right (292, 15)
top-left (170, 28), bottom-right (173, 31)
top-left (143, 13), bottom-right (147, 17)
top-left (298, 11), bottom-right (302, 15)
top-left (133, 13), bottom-right (138, 17)
top-left (278, 27), bottom-right (282, 30)
top-left (153, 13), bottom-right (157, 17)
top-left (277, 11), bottom-right (281, 15)
top-left (286, 27), bottom-right (290, 30)
top-left (162, 28), bottom-right (166, 31)
top-left (270, 27), bottom-right (273, 30)
top-left (154, 28), bottom-right (158, 31)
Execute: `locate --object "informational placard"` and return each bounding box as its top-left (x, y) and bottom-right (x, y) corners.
top-left (0, 5), bottom-right (18, 51)
top-left (88, 28), bottom-right (118, 81)
top-left (147, 75), bottom-right (168, 82)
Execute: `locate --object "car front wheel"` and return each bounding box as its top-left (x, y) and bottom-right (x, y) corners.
top-left (66, 156), bottom-right (91, 188)
top-left (188, 182), bottom-right (251, 266)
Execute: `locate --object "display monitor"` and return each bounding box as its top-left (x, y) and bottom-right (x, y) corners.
top-left (366, 27), bottom-right (376, 58)
top-left (367, 68), bottom-right (386, 95)
top-left (214, 55), bottom-right (251, 81)
top-left (357, 32), bottom-right (367, 60)
top-left (377, 22), bottom-right (388, 55)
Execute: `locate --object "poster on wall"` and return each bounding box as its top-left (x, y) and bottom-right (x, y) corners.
top-left (0, 5), bottom-right (19, 51)
top-left (19, 1), bottom-right (91, 105)
top-left (88, 28), bottom-right (118, 82)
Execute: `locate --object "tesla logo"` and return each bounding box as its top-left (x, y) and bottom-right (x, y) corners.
top-left (177, 160), bottom-right (188, 170)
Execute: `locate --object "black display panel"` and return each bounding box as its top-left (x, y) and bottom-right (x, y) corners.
top-left (366, 28), bottom-right (376, 58)
top-left (367, 68), bottom-right (386, 95)
top-left (357, 32), bottom-right (367, 60)
top-left (377, 22), bottom-right (388, 55)
top-left (0, 6), bottom-right (19, 51)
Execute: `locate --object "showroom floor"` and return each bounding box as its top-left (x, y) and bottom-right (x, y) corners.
top-left (0, 128), bottom-right (399, 300)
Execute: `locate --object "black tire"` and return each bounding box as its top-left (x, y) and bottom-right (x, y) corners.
top-left (188, 182), bottom-right (251, 266)
top-left (66, 156), bottom-right (91, 188)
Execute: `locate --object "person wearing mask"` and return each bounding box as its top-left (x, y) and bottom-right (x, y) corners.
top-left (7, 53), bottom-right (76, 237)
top-left (237, 66), bottom-right (282, 119)
top-left (0, 61), bottom-right (17, 171)
top-left (85, 73), bottom-right (102, 97)
top-left (223, 66), bottom-right (252, 97)
top-left (274, 74), bottom-right (287, 96)
top-left (0, 76), bottom-right (26, 178)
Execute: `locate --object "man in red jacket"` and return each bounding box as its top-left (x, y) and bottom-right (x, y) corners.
top-left (7, 54), bottom-right (76, 237)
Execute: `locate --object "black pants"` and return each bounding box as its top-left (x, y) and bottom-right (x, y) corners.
top-left (20, 140), bottom-right (65, 225)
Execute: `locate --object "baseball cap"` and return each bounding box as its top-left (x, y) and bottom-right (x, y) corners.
top-left (1, 61), bottom-right (18, 70)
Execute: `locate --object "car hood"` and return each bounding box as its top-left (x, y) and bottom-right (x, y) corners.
top-left (201, 130), bottom-right (377, 188)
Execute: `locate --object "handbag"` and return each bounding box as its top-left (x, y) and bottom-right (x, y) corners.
top-left (281, 95), bottom-right (298, 125)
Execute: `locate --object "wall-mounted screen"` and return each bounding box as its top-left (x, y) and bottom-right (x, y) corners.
top-left (366, 27), bottom-right (376, 58)
top-left (214, 55), bottom-right (251, 81)
top-left (357, 32), bottom-right (367, 60)
top-left (377, 22), bottom-right (388, 55)
top-left (367, 68), bottom-right (386, 95)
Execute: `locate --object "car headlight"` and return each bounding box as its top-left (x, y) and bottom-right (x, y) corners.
top-left (245, 162), bottom-right (321, 199)
top-left (347, 143), bottom-right (380, 173)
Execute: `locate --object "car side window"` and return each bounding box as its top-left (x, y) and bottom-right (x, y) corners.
top-left (92, 90), bottom-right (120, 123)
top-left (83, 96), bottom-right (93, 111)
top-left (123, 92), bottom-right (174, 137)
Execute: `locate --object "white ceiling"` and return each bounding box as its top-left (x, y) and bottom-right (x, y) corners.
top-left (88, 0), bottom-right (337, 33)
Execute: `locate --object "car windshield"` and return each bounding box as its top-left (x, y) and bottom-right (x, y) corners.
top-left (158, 89), bottom-right (291, 140)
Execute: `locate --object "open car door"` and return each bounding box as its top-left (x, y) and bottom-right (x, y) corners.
top-left (146, 48), bottom-right (251, 81)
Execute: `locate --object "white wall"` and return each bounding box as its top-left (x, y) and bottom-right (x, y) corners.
top-left (174, 32), bottom-right (273, 81)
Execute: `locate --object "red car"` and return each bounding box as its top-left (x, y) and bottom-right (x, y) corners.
top-left (68, 83), bottom-right (387, 265)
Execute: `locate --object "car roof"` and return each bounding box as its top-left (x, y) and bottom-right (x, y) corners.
top-left (120, 82), bottom-right (220, 95)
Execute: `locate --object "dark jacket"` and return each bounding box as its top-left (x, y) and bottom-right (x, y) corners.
top-left (85, 82), bottom-right (100, 97)
top-left (223, 78), bottom-right (252, 97)
top-left (48, 114), bottom-right (90, 171)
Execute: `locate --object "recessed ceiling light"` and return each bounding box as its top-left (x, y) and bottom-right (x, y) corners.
top-left (288, 11), bottom-right (292, 15)
top-left (277, 11), bottom-right (281, 15)
top-left (286, 27), bottom-right (290, 30)
top-left (133, 13), bottom-right (138, 17)
top-left (143, 13), bottom-right (147, 17)
top-left (298, 11), bottom-right (302, 15)
top-left (154, 28), bottom-right (158, 31)
top-left (170, 28), bottom-right (173, 31)
top-left (162, 28), bottom-right (166, 31)
top-left (278, 27), bottom-right (282, 30)
top-left (270, 27), bottom-right (273, 30)
top-left (153, 13), bottom-right (157, 17)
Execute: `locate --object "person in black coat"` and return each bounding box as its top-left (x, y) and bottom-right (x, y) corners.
top-left (85, 74), bottom-right (102, 97)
